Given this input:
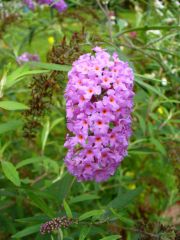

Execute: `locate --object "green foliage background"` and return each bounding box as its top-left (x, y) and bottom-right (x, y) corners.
top-left (0, 0), bottom-right (179, 239)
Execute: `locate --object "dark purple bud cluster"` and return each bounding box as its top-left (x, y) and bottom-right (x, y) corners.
top-left (40, 216), bottom-right (76, 235)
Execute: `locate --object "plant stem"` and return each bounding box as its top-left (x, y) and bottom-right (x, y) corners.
top-left (96, 0), bottom-right (114, 43)
top-left (116, 25), bottom-right (180, 37)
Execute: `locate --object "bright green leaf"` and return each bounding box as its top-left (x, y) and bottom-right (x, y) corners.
top-left (135, 77), bottom-right (167, 99)
top-left (16, 156), bottom-right (46, 169)
top-left (28, 62), bottom-right (71, 72)
top-left (47, 173), bottom-right (75, 203)
top-left (104, 187), bottom-right (142, 217)
top-left (99, 235), bottom-right (121, 240)
top-left (0, 101), bottom-right (29, 110)
top-left (70, 194), bottom-right (100, 204)
top-left (1, 161), bottom-right (21, 187)
top-left (0, 69), bottom-right (7, 98)
top-left (79, 210), bottom-right (104, 221)
top-left (12, 224), bottom-right (41, 238)
top-left (27, 192), bottom-right (54, 217)
top-left (79, 226), bottom-right (91, 240)
top-left (150, 138), bottom-right (166, 155)
top-left (63, 200), bottom-right (73, 218)
top-left (41, 119), bottom-right (50, 153)
top-left (0, 120), bottom-right (23, 135)
top-left (6, 66), bottom-right (50, 89)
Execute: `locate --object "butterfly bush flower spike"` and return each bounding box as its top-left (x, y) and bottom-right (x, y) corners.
top-left (64, 47), bottom-right (134, 182)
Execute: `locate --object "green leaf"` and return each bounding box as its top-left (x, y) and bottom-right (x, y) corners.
top-left (0, 69), bottom-right (7, 98)
top-left (104, 187), bottom-right (142, 217)
top-left (150, 138), bottom-right (166, 155)
top-left (79, 226), bottom-right (91, 240)
top-left (116, 25), bottom-right (180, 37)
top-left (28, 62), bottom-right (71, 72)
top-left (135, 73), bottom-right (162, 82)
top-left (63, 200), bottom-right (73, 218)
top-left (15, 215), bottom-right (48, 224)
top-left (16, 156), bottom-right (46, 169)
top-left (6, 65), bottom-right (50, 89)
top-left (70, 194), bottom-right (100, 204)
top-left (99, 235), bottom-right (121, 240)
top-left (5, 65), bottom-right (29, 89)
top-left (43, 157), bottom-right (59, 174)
top-left (0, 212), bottom-right (16, 234)
top-left (12, 224), bottom-right (41, 238)
top-left (117, 19), bottom-right (128, 31)
top-left (79, 210), bottom-right (104, 221)
top-left (0, 101), bottom-right (29, 110)
top-left (136, 114), bottom-right (146, 135)
top-left (27, 192), bottom-right (54, 217)
top-left (0, 120), bottom-right (23, 135)
top-left (41, 119), bottom-right (50, 153)
top-left (16, 155), bottom-right (58, 173)
top-left (110, 208), bottom-right (134, 226)
top-left (135, 77), bottom-right (167, 99)
top-left (1, 161), bottom-right (21, 186)
top-left (47, 173), bottom-right (75, 204)
top-left (50, 117), bottom-right (64, 131)
top-left (129, 149), bottom-right (155, 155)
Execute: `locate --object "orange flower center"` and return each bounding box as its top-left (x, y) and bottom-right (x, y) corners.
top-left (87, 150), bottom-right (93, 155)
top-left (80, 96), bottom-right (85, 101)
top-left (88, 89), bottom-right (93, 93)
top-left (97, 120), bottom-right (102, 126)
top-left (110, 97), bottom-right (114, 102)
top-left (102, 109), bottom-right (107, 114)
top-left (96, 137), bottom-right (101, 142)
top-left (78, 135), bottom-right (83, 140)
top-left (102, 153), bottom-right (107, 158)
top-left (85, 164), bottom-right (91, 169)
top-left (110, 134), bottom-right (115, 139)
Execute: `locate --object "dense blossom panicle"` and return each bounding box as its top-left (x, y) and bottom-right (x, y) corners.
top-left (17, 52), bottom-right (39, 64)
top-left (64, 47), bottom-right (134, 182)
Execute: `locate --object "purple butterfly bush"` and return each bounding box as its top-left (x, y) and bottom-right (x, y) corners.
top-left (24, 0), bottom-right (68, 13)
top-left (51, 0), bottom-right (67, 12)
top-left (38, 0), bottom-right (68, 13)
top-left (23, 0), bottom-right (35, 10)
top-left (16, 52), bottom-right (39, 64)
top-left (64, 47), bottom-right (134, 182)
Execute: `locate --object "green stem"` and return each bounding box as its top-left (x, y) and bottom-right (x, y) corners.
top-left (116, 25), bottom-right (180, 37)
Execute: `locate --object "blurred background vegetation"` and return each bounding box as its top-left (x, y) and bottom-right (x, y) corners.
top-left (0, 0), bottom-right (179, 239)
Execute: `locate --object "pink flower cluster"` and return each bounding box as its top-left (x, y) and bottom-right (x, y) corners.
top-left (64, 47), bottom-right (134, 182)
